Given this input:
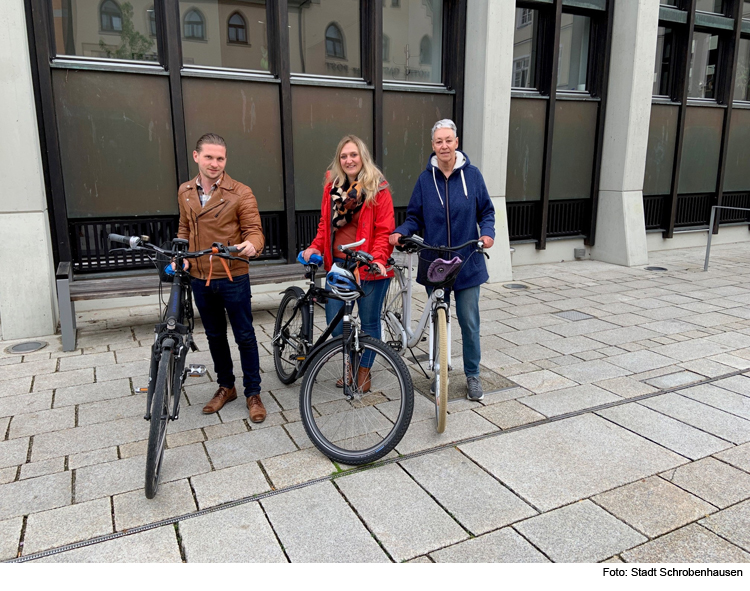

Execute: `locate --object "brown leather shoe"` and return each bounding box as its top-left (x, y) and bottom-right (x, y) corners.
top-left (247, 394), bottom-right (266, 423)
top-left (202, 386), bottom-right (237, 414)
top-left (357, 367), bottom-right (371, 393)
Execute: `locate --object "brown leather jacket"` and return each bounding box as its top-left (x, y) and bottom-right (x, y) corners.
top-left (177, 173), bottom-right (265, 281)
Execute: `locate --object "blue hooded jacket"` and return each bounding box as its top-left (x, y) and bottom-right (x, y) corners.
top-left (394, 150), bottom-right (495, 291)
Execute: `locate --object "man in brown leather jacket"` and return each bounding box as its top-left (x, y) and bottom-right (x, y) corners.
top-left (177, 133), bottom-right (267, 423)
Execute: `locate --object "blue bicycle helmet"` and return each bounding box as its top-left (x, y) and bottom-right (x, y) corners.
top-left (326, 263), bottom-right (358, 295)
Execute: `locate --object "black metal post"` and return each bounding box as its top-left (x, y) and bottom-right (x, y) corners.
top-left (163, 0), bottom-right (189, 184)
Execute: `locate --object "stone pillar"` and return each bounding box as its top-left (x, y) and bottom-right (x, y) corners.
top-left (462, 0), bottom-right (514, 282)
top-left (0, 0), bottom-right (57, 340)
top-left (590, 0), bottom-right (658, 266)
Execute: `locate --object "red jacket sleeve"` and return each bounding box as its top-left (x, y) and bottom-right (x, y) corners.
top-left (369, 187), bottom-right (395, 267)
top-left (308, 184), bottom-right (331, 254)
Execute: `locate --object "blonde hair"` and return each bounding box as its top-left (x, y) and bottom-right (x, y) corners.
top-left (324, 135), bottom-right (388, 206)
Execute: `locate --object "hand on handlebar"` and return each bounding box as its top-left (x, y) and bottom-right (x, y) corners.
top-left (370, 262), bottom-right (386, 276)
top-left (170, 259), bottom-right (190, 272)
top-left (302, 247), bottom-right (322, 262)
top-left (389, 233), bottom-right (402, 247)
top-left (235, 241), bottom-right (257, 257)
top-left (480, 235), bottom-right (494, 249)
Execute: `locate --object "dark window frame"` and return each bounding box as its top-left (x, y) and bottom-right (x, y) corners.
top-left (324, 22), bottom-right (346, 60)
top-left (227, 11), bottom-right (248, 45)
top-left (99, 0), bottom-right (123, 33)
top-left (183, 8), bottom-right (206, 41)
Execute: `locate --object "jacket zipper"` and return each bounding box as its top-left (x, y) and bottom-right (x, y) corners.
top-left (444, 177), bottom-right (452, 247)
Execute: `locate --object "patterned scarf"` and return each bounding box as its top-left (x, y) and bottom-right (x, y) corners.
top-left (331, 180), bottom-right (365, 229)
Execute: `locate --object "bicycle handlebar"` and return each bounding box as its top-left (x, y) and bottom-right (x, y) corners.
top-left (397, 235), bottom-right (484, 253)
top-left (108, 234), bottom-right (249, 263)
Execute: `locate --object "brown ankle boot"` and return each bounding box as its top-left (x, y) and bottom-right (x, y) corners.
top-left (336, 361), bottom-right (353, 388)
top-left (357, 367), bottom-right (371, 393)
top-left (202, 386), bottom-right (237, 414)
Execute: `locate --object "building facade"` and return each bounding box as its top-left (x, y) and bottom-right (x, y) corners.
top-left (2, 0), bottom-right (750, 340)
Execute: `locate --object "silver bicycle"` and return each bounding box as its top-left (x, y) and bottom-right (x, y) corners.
top-left (382, 236), bottom-right (486, 433)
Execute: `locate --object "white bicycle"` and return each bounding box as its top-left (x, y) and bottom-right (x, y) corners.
top-left (382, 235), bottom-right (486, 433)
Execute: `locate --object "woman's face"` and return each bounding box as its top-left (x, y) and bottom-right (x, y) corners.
top-left (340, 142), bottom-right (363, 182)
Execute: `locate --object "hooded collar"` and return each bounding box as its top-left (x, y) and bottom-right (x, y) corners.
top-left (428, 150), bottom-right (469, 174)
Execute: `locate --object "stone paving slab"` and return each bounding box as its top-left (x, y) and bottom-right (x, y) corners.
top-left (460, 414), bottom-right (686, 512)
top-left (700, 499), bottom-right (750, 553)
top-left (190, 462), bottom-right (271, 509)
top-left (662, 457), bottom-right (750, 509)
top-left (597, 403), bottom-right (731, 460)
top-left (179, 502), bottom-right (286, 563)
top-left (58, 352), bottom-right (116, 372)
top-left (713, 375), bottom-right (750, 397)
top-left (652, 338), bottom-right (734, 362)
top-left (8, 407), bottom-right (75, 439)
top-left (520, 384), bottom-right (620, 417)
top-left (19, 457), bottom-right (65, 481)
top-left (0, 517), bottom-right (22, 560)
top-left (77, 395), bottom-right (146, 427)
top-left (595, 376), bottom-right (658, 398)
top-left (0, 471), bottom-right (71, 520)
top-left (113, 479), bottom-right (196, 531)
top-left (505, 370), bottom-right (577, 394)
top-left (679, 383), bottom-right (750, 420)
top-left (32, 525), bottom-right (182, 563)
top-left (644, 370), bottom-right (704, 389)
top-left (514, 500), bottom-right (646, 563)
top-left (393, 411), bottom-right (496, 455)
top-left (260, 448), bottom-right (335, 489)
top-left (336, 464), bottom-right (467, 562)
top-left (400, 448), bottom-right (536, 535)
top-left (715, 442), bottom-right (750, 473)
top-left (641, 393), bottom-right (750, 444)
top-left (261, 481), bottom-right (389, 562)
top-left (554, 360), bottom-right (630, 384)
top-left (203, 426), bottom-right (297, 470)
top-left (622, 523), bottom-right (750, 563)
top-left (53, 378), bottom-right (132, 408)
top-left (592, 476), bottom-right (716, 538)
top-left (0, 392), bottom-right (53, 418)
top-left (475, 399), bottom-right (545, 429)
top-left (23, 497), bottom-right (113, 555)
top-left (430, 527), bottom-right (550, 563)
top-left (0, 437), bottom-right (29, 469)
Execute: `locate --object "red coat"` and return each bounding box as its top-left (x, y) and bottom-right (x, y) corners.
top-left (309, 183), bottom-right (395, 280)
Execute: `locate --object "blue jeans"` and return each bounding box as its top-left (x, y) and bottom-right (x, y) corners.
top-left (326, 278), bottom-right (391, 368)
top-left (428, 285), bottom-right (481, 378)
top-left (191, 274), bottom-right (261, 397)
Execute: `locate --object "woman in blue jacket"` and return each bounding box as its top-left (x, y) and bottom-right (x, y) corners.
top-left (390, 119), bottom-right (495, 401)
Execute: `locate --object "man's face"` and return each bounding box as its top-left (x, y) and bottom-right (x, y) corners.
top-left (193, 143), bottom-right (227, 183)
top-left (432, 128), bottom-right (459, 167)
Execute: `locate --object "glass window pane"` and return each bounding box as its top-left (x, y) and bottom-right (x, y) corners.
top-left (506, 98), bottom-right (546, 202)
top-left (512, 8), bottom-right (538, 89)
top-left (557, 14), bottom-right (590, 91)
top-left (382, 92), bottom-right (453, 207)
top-left (382, 0), bottom-right (443, 83)
top-left (723, 108), bottom-right (750, 192)
top-left (643, 104), bottom-right (679, 196)
top-left (50, 0), bottom-right (159, 62)
top-left (289, 0), bottom-right (361, 78)
top-left (695, 0), bottom-right (724, 13)
top-left (654, 27), bottom-right (675, 96)
top-left (291, 86), bottom-right (372, 209)
top-left (688, 32), bottom-right (719, 98)
top-left (550, 100), bottom-right (598, 199)
top-left (182, 78), bottom-right (284, 211)
top-left (677, 106), bottom-right (723, 194)
top-left (744, 0), bottom-right (750, 19)
top-left (178, 1), bottom-right (269, 71)
top-left (52, 70), bottom-right (177, 217)
top-left (660, 0), bottom-right (678, 5)
top-left (735, 39), bottom-right (750, 102)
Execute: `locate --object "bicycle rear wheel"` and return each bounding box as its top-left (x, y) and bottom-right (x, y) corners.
top-left (300, 336), bottom-right (414, 465)
top-left (145, 349), bottom-right (173, 498)
top-left (434, 307), bottom-right (448, 433)
top-left (382, 268), bottom-right (406, 351)
top-left (273, 287), bottom-right (309, 384)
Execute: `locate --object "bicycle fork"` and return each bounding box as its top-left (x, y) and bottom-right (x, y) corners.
top-left (428, 303), bottom-right (453, 372)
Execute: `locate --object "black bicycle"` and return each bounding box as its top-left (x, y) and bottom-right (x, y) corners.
top-left (272, 239), bottom-right (414, 464)
top-left (108, 233), bottom-right (249, 498)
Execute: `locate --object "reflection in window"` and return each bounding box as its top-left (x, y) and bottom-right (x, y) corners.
top-left (654, 27), bottom-right (674, 96)
top-left (383, 35), bottom-right (390, 62)
top-left (512, 8), bottom-right (537, 89)
top-left (148, 7), bottom-right (156, 37)
top-left (659, 0), bottom-right (678, 5)
top-left (325, 23), bottom-right (345, 58)
top-left (178, 1), bottom-right (268, 71)
top-left (100, 0), bottom-right (122, 32)
top-left (557, 14), bottom-right (590, 92)
top-left (419, 36), bottom-right (431, 64)
top-left (289, 0), bottom-right (359, 77)
top-left (688, 32), bottom-right (719, 99)
top-left (744, 0), bottom-right (750, 19)
top-left (736, 38), bottom-right (750, 102)
top-left (383, 0), bottom-right (443, 83)
top-left (228, 12), bottom-right (248, 44)
top-left (695, 0), bottom-right (724, 13)
top-left (184, 9), bottom-right (205, 40)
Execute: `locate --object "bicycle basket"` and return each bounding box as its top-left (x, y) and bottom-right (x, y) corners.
top-left (156, 241), bottom-right (175, 283)
top-left (417, 248), bottom-right (465, 287)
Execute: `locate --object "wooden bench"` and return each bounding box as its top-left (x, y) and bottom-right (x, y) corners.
top-left (56, 261), bottom-right (304, 351)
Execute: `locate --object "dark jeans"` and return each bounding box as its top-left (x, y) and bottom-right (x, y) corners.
top-left (191, 274), bottom-right (261, 397)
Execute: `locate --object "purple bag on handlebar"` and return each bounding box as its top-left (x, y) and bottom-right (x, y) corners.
top-left (426, 256), bottom-right (463, 285)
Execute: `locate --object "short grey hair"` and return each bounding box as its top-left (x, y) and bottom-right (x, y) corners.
top-left (431, 119), bottom-right (458, 140)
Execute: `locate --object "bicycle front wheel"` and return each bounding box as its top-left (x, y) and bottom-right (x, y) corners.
top-left (300, 336), bottom-right (414, 465)
top-left (273, 287), bottom-right (309, 384)
top-left (434, 307), bottom-right (448, 433)
top-left (145, 349), bottom-right (173, 498)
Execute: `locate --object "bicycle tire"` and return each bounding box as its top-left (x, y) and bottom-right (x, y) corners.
top-left (382, 267), bottom-right (406, 351)
top-left (145, 349), bottom-right (173, 499)
top-left (300, 335), bottom-right (414, 465)
top-left (434, 307), bottom-right (448, 434)
top-left (273, 287), bottom-right (309, 384)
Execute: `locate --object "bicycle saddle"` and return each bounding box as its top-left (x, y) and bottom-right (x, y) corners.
top-left (426, 256), bottom-right (462, 284)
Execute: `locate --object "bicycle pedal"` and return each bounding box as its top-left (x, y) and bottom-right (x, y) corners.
top-left (137, 387), bottom-right (148, 393)
top-left (387, 341), bottom-right (403, 351)
top-left (296, 356), bottom-right (306, 361)
top-left (187, 364), bottom-right (207, 377)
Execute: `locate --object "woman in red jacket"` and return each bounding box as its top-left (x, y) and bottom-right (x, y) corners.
top-left (302, 135), bottom-right (395, 392)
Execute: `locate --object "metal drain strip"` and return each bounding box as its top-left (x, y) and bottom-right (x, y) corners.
top-left (8, 365), bottom-right (750, 564)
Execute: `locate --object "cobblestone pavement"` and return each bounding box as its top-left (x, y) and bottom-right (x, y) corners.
top-left (2, 243), bottom-right (750, 562)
